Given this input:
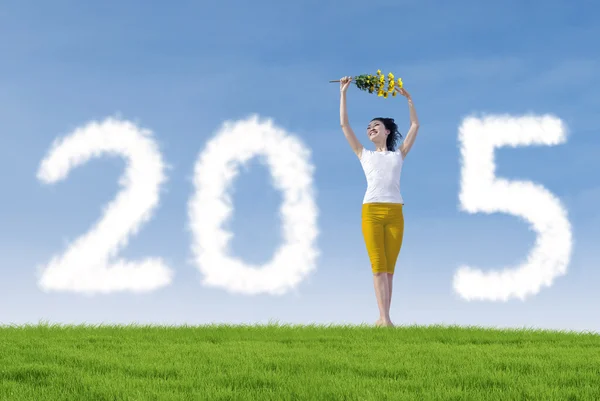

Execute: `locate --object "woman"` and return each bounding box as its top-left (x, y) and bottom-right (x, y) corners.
top-left (339, 75), bottom-right (420, 327)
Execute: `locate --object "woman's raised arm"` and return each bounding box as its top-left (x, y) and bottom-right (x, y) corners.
top-left (339, 76), bottom-right (363, 158)
top-left (398, 88), bottom-right (420, 158)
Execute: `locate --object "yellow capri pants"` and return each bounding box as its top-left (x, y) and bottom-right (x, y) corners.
top-left (361, 203), bottom-right (404, 274)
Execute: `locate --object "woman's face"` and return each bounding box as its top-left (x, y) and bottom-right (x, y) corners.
top-left (366, 120), bottom-right (389, 143)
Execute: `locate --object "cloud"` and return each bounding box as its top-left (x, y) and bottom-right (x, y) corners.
top-left (526, 59), bottom-right (600, 91)
top-left (453, 114), bottom-right (573, 301)
top-left (396, 57), bottom-right (600, 102)
top-left (36, 117), bottom-right (174, 295)
top-left (399, 57), bottom-right (527, 87)
top-left (188, 114), bottom-right (319, 295)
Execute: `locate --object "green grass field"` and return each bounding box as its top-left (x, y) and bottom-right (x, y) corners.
top-left (1, 323), bottom-right (599, 400)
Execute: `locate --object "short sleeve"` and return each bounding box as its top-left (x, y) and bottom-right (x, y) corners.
top-left (359, 148), bottom-right (370, 161)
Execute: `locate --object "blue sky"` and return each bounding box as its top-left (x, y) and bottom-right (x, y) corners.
top-left (1, 0), bottom-right (599, 332)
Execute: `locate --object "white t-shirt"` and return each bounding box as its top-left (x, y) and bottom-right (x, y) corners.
top-left (359, 148), bottom-right (404, 204)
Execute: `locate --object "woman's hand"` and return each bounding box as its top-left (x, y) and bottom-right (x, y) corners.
top-left (340, 76), bottom-right (353, 93)
top-left (397, 87), bottom-right (412, 100)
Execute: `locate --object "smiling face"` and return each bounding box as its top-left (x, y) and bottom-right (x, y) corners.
top-left (366, 119), bottom-right (390, 144)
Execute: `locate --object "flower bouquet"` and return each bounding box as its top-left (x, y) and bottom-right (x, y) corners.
top-left (330, 69), bottom-right (403, 98)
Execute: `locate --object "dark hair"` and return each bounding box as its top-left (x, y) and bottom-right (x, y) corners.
top-left (371, 117), bottom-right (402, 151)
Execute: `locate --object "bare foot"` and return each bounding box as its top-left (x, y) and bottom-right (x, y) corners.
top-left (384, 320), bottom-right (395, 327)
top-left (375, 318), bottom-right (385, 327)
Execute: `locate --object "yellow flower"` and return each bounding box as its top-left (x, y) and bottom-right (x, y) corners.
top-left (376, 69), bottom-right (381, 75)
top-left (383, 92), bottom-right (388, 98)
top-left (396, 78), bottom-right (403, 88)
top-left (378, 89), bottom-right (384, 96)
top-left (388, 72), bottom-right (394, 80)
top-left (392, 91), bottom-right (397, 97)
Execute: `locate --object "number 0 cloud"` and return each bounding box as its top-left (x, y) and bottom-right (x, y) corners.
top-left (188, 115), bottom-right (319, 295)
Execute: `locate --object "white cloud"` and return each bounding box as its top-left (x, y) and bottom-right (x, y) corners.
top-left (36, 117), bottom-right (174, 295)
top-left (454, 114), bottom-right (573, 301)
top-left (188, 114), bottom-right (319, 295)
